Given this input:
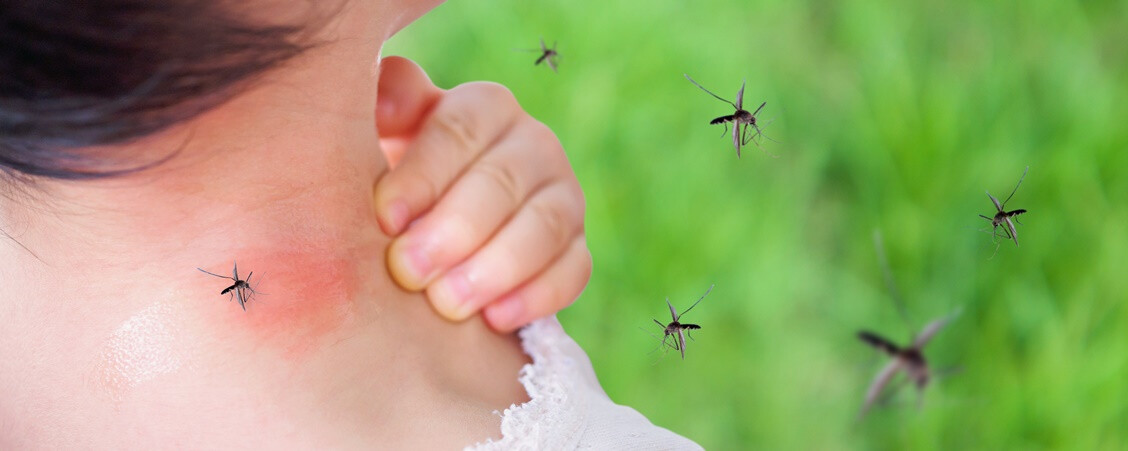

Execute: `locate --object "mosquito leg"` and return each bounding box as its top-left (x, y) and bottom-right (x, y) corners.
top-left (998, 223), bottom-right (1014, 241)
top-left (744, 123), bottom-right (778, 157)
top-left (750, 124), bottom-right (765, 145)
top-left (197, 267), bottom-right (232, 280)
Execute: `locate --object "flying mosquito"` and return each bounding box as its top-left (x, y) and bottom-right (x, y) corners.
top-left (651, 284), bottom-right (713, 360)
top-left (980, 166), bottom-right (1029, 248)
top-left (197, 261), bottom-right (258, 311)
top-left (857, 310), bottom-right (960, 419)
top-left (684, 74), bottom-right (769, 158)
top-left (858, 231), bottom-right (960, 419)
top-left (516, 38), bottom-right (560, 73)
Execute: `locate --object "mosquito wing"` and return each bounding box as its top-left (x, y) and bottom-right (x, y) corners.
top-left (736, 81), bottom-right (745, 110)
top-left (861, 360), bottom-right (903, 418)
top-left (232, 261), bottom-right (239, 280)
top-left (986, 191), bottom-right (1004, 212)
top-left (911, 309), bottom-right (961, 349)
top-left (235, 288), bottom-right (247, 311)
top-left (666, 298), bottom-right (678, 321)
top-left (546, 54), bottom-right (558, 73)
top-left (1003, 216), bottom-right (1019, 246)
top-left (676, 328), bottom-right (687, 360)
top-left (733, 124), bottom-right (743, 158)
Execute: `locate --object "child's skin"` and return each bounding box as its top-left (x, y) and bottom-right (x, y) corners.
top-left (0, 0), bottom-right (587, 447)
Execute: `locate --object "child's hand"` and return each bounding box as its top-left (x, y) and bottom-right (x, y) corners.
top-left (374, 56), bottom-right (591, 332)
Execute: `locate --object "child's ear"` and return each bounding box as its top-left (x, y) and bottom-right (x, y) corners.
top-left (376, 56), bottom-right (443, 140)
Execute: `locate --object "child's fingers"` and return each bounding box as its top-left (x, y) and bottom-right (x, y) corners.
top-left (375, 56), bottom-right (444, 138)
top-left (424, 180), bottom-right (585, 322)
top-left (374, 82), bottom-right (523, 235)
top-left (386, 118), bottom-right (562, 290)
top-left (483, 234), bottom-right (592, 332)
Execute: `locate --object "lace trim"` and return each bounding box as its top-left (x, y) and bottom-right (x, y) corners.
top-left (465, 317), bottom-right (587, 450)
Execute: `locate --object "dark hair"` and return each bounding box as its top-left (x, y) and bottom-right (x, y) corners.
top-left (0, 1), bottom-right (314, 180)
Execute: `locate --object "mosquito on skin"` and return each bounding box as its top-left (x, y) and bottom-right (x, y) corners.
top-left (684, 74), bottom-right (772, 158)
top-left (197, 261), bottom-right (259, 311)
top-left (980, 166), bottom-right (1029, 250)
top-left (516, 38), bottom-right (560, 73)
top-left (650, 284), bottom-right (713, 360)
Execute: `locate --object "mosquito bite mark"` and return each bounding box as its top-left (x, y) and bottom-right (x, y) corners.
top-left (200, 252), bottom-right (360, 362)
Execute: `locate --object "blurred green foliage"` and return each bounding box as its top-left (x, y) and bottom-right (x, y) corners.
top-left (385, 0), bottom-right (1128, 448)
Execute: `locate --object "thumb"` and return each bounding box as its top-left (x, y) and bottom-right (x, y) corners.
top-left (376, 56), bottom-right (444, 139)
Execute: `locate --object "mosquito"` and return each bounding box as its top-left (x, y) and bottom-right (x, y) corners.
top-left (980, 166), bottom-right (1029, 248)
top-left (651, 284), bottom-right (713, 360)
top-left (858, 230), bottom-right (960, 419)
top-left (197, 261), bottom-right (258, 311)
top-left (516, 38), bottom-right (560, 73)
top-left (684, 74), bottom-right (770, 158)
top-left (857, 310), bottom-right (959, 419)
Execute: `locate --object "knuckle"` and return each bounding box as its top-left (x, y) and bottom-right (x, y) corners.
top-left (394, 171), bottom-right (433, 207)
top-left (466, 81), bottom-right (518, 105)
top-left (385, 169), bottom-right (439, 211)
top-left (530, 191), bottom-right (578, 246)
top-left (472, 160), bottom-right (524, 206)
top-left (524, 119), bottom-right (560, 148)
top-left (559, 178), bottom-right (586, 216)
top-left (429, 105), bottom-right (481, 154)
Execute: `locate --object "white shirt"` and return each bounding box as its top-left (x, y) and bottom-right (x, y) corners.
top-left (466, 317), bottom-right (703, 450)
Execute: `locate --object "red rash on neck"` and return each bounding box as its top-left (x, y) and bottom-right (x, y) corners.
top-left (203, 249), bottom-right (364, 362)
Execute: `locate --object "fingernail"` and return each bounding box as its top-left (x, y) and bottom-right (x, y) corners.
top-left (385, 200), bottom-right (409, 235)
top-left (430, 270), bottom-right (475, 320)
top-left (388, 236), bottom-right (436, 290)
top-left (486, 295), bottom-right (526, 331)
top-left (403, 244), bottom-right (433, 283)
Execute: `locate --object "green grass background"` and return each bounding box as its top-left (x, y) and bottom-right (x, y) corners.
top-left (384, 0), bottom-right (1128, 448)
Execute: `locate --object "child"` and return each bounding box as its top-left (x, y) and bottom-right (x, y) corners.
top-left (0, 0), bottom-right (701, 448)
